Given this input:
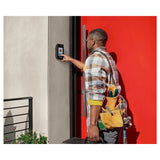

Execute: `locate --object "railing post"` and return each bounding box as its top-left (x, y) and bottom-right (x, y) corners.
top-left (28, 97), bottom-right (33, 136)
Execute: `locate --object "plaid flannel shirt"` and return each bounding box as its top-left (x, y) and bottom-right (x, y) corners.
top-left (84, 47), bottom-right (127, 129)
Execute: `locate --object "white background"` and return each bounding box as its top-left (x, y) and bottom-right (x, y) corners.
top-left (0, 0), bottom-right (159, 160)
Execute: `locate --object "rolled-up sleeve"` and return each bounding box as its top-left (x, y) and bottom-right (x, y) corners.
top-left (84, 53), bottom-right (108, 106)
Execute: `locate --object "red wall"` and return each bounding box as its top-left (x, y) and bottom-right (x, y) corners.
top-left (80, 16), bottom-right (156, 144)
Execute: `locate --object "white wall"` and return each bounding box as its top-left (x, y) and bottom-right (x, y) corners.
top-left (4, 16), bottom-right (48, 137)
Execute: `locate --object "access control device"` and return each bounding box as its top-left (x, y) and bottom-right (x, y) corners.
top-left (55, 44), bottom-right (64, 60)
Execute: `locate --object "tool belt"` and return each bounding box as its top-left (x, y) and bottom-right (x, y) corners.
top-left (98, 85), bottom-right (125, 130)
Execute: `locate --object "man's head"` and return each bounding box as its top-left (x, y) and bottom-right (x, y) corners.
top-left (86, 28), bottom-right (108, 53)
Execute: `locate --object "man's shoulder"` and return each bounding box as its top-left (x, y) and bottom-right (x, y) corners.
top-left (88, 50), bottom-right (108, 59)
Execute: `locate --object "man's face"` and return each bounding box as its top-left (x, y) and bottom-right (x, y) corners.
top-left (86, 35), bottom-right (95, 53)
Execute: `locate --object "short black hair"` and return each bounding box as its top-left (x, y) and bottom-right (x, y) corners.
top-left (89, 28), bottom-right (108, 45)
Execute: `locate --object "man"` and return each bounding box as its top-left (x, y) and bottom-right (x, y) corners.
top-left (62, 28), bottom-right (126, 143)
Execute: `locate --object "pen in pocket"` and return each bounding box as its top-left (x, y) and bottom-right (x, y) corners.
top-left (108, 90), bottom-right (113, 97)
top-left (114, 89), bottom-right (118, 97)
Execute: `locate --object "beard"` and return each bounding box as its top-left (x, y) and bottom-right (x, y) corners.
top-left (87, 47), bottom-right (94, 53)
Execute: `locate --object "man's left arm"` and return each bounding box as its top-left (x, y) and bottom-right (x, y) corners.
top-left (88, 105), bottom-right (101, 141)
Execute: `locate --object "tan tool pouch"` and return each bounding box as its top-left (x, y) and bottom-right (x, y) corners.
top-left (100, 85), bottom-right (125, 129)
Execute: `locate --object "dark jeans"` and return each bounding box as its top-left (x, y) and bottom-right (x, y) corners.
top-left (99, 127), bottom-right (122, 144)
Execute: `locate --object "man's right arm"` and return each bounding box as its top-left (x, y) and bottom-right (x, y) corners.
top-left (61, 54), bottom-right (85, 70)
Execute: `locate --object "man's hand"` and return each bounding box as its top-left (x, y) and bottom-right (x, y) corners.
top-left (61, 54), bottom-right (73, 62)
top-left (87, 105), bottom-right (101, 142)
top-left (87, 125), bottom-right (99, 142)
top-left (61, 54), bottom-right (85, 70)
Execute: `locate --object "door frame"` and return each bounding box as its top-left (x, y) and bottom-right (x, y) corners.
top-left (69, 16), bottom-right (81, 138)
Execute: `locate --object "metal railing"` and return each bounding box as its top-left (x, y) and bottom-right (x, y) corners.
top-left (4, 97), bottom-right (33, 143)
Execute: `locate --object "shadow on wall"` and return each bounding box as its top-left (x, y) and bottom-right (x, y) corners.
top-left (109, 52), bottom-right (140, 144)
top-left (4, 111), bottom-right (15, 144)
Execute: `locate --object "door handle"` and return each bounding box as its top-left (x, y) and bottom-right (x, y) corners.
top-left (82, 25), bottom-right (86, 117)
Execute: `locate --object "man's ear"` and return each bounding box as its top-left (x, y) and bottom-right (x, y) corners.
top-left (92, 39), bottom-right (96, 46)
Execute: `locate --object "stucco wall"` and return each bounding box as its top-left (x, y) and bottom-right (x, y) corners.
top-left (48, 16), bottom-right (70, 143)
top-left (4, 16), bottom-right (48, 138)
